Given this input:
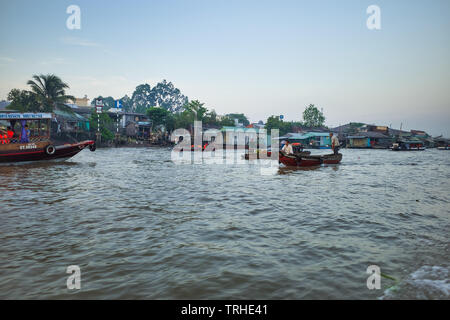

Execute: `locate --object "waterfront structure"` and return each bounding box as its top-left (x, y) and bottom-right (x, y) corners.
top-left (221, 126), bottom-right (271, 148)
top-left (71, 95), bottom-right (90, 107)
top-left (347, 132), bottom-right (392, 149)
top-left (54, 109), bottom-right (90, 133)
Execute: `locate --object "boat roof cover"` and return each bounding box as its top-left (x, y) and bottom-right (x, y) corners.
top-left (0, 112), bottom-right (52, 120)
top-left (54, 109), bottom-right (88, 121)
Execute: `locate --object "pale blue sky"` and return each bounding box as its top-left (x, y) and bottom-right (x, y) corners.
top-left (0, 0), bottom-right (449, 136)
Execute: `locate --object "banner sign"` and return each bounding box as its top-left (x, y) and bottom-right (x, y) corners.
top-left (0, 113), bottom-right (52, 120)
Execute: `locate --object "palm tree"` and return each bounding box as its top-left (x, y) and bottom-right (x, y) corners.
top-left (184, 100), bottom-right (208, 121)
top-left (27, 74), bottom-right (75, 112)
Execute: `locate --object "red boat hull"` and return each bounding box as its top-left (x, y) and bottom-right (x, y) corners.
top-left (0, 140), bottom-right (95, 164)
top-left (279, 152), bottom-right (342, 167)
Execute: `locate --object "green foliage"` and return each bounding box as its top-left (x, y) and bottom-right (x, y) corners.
top-left (119, 95), bottom-right (132, 112)
top-left (131, 84), bottom-right (153, 113)
top-left (302, 104), bottom-right (325, 128)
top-left (218, 115), bottom-right (235, 127)
top-left (173, 109), bottom-right (195, 130)
top-left (147, 107), bottom-right (175, 131)
top-left (129, 80), bottom-right (188, 113)
top-left (150, 80), bottom-right (188, 112)
top-left (170, 101), bottom-right (243, 130)
top-left (226, 113), bottom-right (250, 126)
top-left (172, 100), bottom-right (213, 130)
top-left (6, 89), bottom-right (41, 112)
top-left (91, 96), bottom-right (115, 110)
top-left (183, 100), bottom-right (208, 121)
top-left (265, 115), bottom-right (294, 136)
top-left (203, 109), bottom-right (222, 126)
top-left (26, 74), bottom-right (75, 113)
top-left (89, 112), bottom-right (114, 140)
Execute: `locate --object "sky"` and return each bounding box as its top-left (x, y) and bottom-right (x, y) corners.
top-left (0, 0), bottom-right (449, 136)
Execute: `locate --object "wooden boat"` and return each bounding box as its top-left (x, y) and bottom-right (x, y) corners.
top-left (279, 151), bottom-right (342, 167)
top-left (0, 112), bottom-right (95, 164)
top-left (244, 142), bottom-right (311, 160)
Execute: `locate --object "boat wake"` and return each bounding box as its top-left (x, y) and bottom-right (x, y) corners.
top-left (380, 265), bottom-right (450, 300)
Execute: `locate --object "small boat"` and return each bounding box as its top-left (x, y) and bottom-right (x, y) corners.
top-left (437, 146), bottom-right (450, 150)
top-left (390, 141), bottom-right (425, 151)
top-left (0, 112), bottom-right (95, 164)
top-left (279, 151), bottom-right (342, 167)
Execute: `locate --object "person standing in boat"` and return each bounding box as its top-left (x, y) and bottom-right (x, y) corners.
top-left (330, 132), bottom-right (340, 155)
top-left (281, 140), bottom-right (294, 155)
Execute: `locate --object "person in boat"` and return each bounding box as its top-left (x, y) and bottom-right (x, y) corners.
top-left (281, 140), bottom-right (294, 155)
top-left (19, 124), bottom-right (31, 143)
top-left (330, 133), bottom-right (340, 155)
top-left (0, 129), bottom-right (8, 144)
top-left (7, 126), bottom-right (14, 142)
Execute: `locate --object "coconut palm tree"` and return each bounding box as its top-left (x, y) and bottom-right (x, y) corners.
top-left (26, 74), bottom-right (75, 112)
top-left (184, 100), bottom-right (208, 121)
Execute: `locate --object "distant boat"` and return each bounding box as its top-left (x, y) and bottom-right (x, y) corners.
top-left (437, 146), bottom-right (450, 150)
top-left (390, 140), bottom-right (425, 151)
top-left (0, 112), bottom-right (95, 164)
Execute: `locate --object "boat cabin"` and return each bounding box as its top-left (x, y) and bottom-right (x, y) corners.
top-left (391, 139), bottom-right (425, 151)
top-left (0, 112), bottom-right (52, 145)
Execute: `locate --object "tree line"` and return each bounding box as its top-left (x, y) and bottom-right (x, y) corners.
top-left (5, 74), bottom-right (327, 138)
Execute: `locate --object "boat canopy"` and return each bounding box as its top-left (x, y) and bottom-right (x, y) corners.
top-left (0, 112), bottom-right (53, 120)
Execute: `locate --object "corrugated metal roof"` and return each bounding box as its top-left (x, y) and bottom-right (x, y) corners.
top-left (348, 132), bottom-right (390, 139)
top-left (54, 109), bottom-right (88, 121)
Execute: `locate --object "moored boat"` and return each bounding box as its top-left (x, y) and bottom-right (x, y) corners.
top-left (0, 112), bottom-right (95, 164)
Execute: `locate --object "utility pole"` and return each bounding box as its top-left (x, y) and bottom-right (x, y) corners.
top-left (95, 99), bottom-right (103, 144)
top-left (114, 100), bottom-right (122, 147)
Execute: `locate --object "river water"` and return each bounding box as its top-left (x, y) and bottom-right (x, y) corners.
top-left (0, 148), bottom-right (448, 299)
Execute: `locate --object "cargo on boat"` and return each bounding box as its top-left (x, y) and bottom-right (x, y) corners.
top-left (0, 112), bottom-right (95, 164)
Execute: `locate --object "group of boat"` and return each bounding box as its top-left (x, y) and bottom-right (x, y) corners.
top-left (1, 112), bottom-right (447, 166)
top-left (242, 142), bottom-right (343, 167)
